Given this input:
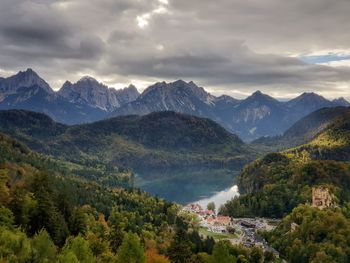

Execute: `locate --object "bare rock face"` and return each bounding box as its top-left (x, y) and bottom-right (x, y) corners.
top-left (333, 97), bottom-right (350, 107)
top-left (58, 77), bottom-right (140, 112)
top-left (0, 70), bottom-right (109, 124)
top-left (111, 80), bottom-right (217, 119)
top-left (0, 68), bottom-right (53, 98)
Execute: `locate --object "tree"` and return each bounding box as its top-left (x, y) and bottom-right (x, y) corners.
top-left (207, 202), bottom-right (216, 213)
top-left (0, 227), bottom-right (31, 263)
top-left (116, 232), bottom-right (145, 263)
top-left (145, 248), bottom-right (170, 263)
top-left (210, 241), bottom-right (236, 263)
top-left (29, 172), bottom-right (69, 246)
top-left (249, 246), bottom-right (264, 263)
top-left (31, 229), bottom-right (57, 263)
top-left (0, 205), bottom-right (14, 228)
top-left (59, 236), bottom-right (96, 263)
top-left (167, 228), bottom-right (193, 263)
top-left (0, 169), bottom-right (10, 205)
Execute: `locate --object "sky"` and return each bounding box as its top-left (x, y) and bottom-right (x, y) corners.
top-left (1, 0), bottom-right (350, 99)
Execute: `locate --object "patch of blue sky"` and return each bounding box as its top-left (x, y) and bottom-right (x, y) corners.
top-left (299, 54), bottom-right (350, 64)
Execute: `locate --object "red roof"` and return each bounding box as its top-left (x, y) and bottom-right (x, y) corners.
top-left (216, 216), bottom-right (231, 223)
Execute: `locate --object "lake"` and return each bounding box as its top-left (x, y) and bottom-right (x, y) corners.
top-left (135, 168), bottom-right (240, 205)
top-left (195, 185), bottom-right (240, 211)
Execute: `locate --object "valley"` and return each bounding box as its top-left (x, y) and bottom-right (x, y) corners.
top-left (1, 70), bottom-right (350, 262)
top-left (2, 0), bottom-right (350, 261)
top-left (0, 109), bottom-right (252, 205)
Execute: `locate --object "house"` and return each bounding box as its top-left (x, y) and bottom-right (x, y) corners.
top-left (199, 209), bottom-right (215, 219)
top-left (183, 203), bottom-right (203, 213)
top-left (312, 187), bottom-right (333, 210)
top-left (206, 216), bottom-right (231, 226)
top-left (216, 216), bottom-right (231, 226)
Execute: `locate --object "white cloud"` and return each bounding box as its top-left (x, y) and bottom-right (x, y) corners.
top-left (135, 0), bottom-right (169, 28)
top-left (136, 14), bottom-right (150, 28)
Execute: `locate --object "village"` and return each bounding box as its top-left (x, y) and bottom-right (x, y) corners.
top-left (181, 186), bottom-right (334, 258)
top-left (182, 203), bottom-right (280, 254)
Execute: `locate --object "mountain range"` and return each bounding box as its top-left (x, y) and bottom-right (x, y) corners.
top-left (0, 69), bottom-right (139, 124)
top-left (0, 69), bottom-right (349, 140)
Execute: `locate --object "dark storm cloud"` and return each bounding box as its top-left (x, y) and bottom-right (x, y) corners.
top-left (0, 0), bottom-right (350, 99)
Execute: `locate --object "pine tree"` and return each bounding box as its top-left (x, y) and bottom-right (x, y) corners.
top-left (116, 232), bottom-right (145, 263)
top-left (167, 228), bottom-right (193, 263)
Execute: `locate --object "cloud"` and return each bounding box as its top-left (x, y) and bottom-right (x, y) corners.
top-left (0, 0), bottom-right (350, 100)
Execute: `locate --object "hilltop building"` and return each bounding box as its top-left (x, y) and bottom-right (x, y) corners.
top-left (312, 186), bottom-right (333, 210)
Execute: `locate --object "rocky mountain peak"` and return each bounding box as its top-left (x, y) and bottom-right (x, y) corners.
top-left (77, 76), bottom-right (100, 84)
top-left (333, 97), bottom-right (350, 107)
top-left (2, 68), bottom-right (54, 94)
top-left (286, 92), bottom-right (331, 109)
top-left (173, 79), bottom-right (187, 86)
top-left (58, 77), bottom-right (139, 112)
top-left (243, 90), bottom-right (280, 106)
top-left (252, 90), bottom-right (263, 96)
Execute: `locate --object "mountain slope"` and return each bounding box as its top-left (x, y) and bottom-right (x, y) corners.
top-left (0, 132), bottom-right (188, 258)
top-left (253, 106), bottom-right (350, 149)
top-left (227, 91), bottom-right (288, 140)
top-left (286, 92), bottom-right (334, 113)
top-left (222, 110), bottom-right (350, 218)
top-left (0, 110), bottom-right (253, 172)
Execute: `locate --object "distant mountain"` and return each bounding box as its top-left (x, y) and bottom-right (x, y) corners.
top-left (227, 91), bottom-right (289, 140)
top-left (0, 69), bottom-right (139, 124)
top-left (0, 68), bottom-right (53, 95)
top-left (112, 82), bottom-right (349, 140)
top-left (111, 82), bottom-right (290, 140)
top-left (58, 77), bottom-right (139, 111)
top-left (333, 97), bottom-right (350, 107)
top-left (111, 80), bottom-right (218, 119)
top-left (284, 92), bottom-right (335, 123)
top-left (1, 69), bottom-right (348, 140)
top-left (0, 109), bottom-right (253, 172)
top-left (253, 106), bottom-right (350, 149)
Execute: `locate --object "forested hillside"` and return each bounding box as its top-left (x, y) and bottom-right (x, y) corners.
top-left (252, 106), bottom-right (350, 150)
top-left (263, 205), bottom-right (350, 263)
top-left (0, 110), bottom-right (254, 173)
top-left (0, 132), bottom-right (279, 262)
top-left (222, 110), bottom-right (350, 218)
top-left (220, 109), bottom-right (350, 262)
